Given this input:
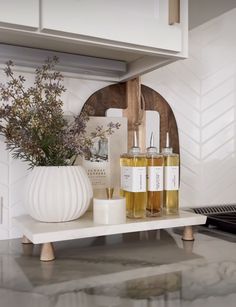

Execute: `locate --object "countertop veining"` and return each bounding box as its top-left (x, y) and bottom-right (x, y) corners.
top-left (0, 228), bottom-right (236, 307)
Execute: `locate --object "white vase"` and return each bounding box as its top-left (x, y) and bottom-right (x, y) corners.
top-left (25, 166), bottom-right (93, 222)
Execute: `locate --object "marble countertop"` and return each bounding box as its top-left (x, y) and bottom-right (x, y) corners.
top-left (0, 227), bottom-right (236, 307)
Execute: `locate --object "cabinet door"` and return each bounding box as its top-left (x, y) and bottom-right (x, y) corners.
top-left (41, 0), bottom-right (182, 53)
top-left (0, 0), bottom-right (39, 29)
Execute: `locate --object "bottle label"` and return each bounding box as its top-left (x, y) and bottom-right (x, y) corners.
top-left (164, 166), bottom-right (179, 191)
top-left (148, 166), bottom-right (163, 191)
top-left (121, 166), bottom-right (146, 192)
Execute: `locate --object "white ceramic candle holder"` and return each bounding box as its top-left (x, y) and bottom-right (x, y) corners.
top-left (93, 197), bottom-right (126, 225)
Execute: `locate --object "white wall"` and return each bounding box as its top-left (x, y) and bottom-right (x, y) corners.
top-left (1, 8), bottom-right (236, 239)
top-left (142, 8), bottom-right (236, 208)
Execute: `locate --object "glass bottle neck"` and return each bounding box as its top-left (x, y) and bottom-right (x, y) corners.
top-left (162, 147), bottom-right (173, 155)
top-left (129, 146), bottom-right (141, 155)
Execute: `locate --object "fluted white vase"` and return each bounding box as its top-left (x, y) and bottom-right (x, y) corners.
top-left (25, 166), bottom-right (93, 222)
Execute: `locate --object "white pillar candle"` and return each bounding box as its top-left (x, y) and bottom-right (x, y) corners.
top-left (93, 197), bottom-right (126, 225)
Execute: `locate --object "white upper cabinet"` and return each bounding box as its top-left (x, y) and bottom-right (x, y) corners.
top-left (41, 0), bottom-right (182, 53)
top-left (0, 0), bottom-right (188, 81)
top-left (0, 0), bottom-right (39, 29)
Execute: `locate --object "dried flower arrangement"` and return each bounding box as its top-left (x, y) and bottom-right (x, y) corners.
top-left (0, 57), bottom-right (120, 168)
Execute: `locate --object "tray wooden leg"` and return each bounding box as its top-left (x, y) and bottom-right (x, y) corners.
top-left (182, 226), bottom-right (194, 241)
top-left (40, 243), bottom-right (55, 262)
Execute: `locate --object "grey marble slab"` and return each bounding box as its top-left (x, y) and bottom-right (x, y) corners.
top-left (0, 229), bottom-right (236, 307)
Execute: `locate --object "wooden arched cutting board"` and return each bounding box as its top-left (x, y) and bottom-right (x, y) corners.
top-left (82, 82), bottom-right (179, 154)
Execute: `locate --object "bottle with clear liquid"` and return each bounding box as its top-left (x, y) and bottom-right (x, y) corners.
top-left (146, 133), bottom-right (164, 217)
top-left (120, 131), bottom-right (147, 219)
top-left (162, 132), bottom-right (179, 215)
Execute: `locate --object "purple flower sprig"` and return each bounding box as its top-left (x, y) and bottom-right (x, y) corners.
top-left (0, 57), bottom-right (120, 168)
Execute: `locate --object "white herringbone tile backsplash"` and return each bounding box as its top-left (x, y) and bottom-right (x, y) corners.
top-left (1, 9), bottom-right (236, 238)
top-left (142, 8), bottom-right (236, 209)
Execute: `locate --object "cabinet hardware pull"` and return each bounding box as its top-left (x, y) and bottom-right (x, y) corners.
top-left (169, 0), bottom-right (180, 25)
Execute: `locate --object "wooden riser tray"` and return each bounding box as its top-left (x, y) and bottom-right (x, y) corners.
top-left (14, 211), bottom-right (206, 261)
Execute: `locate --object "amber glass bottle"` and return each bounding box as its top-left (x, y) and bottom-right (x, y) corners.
top-left (162, 133), bottom-right (179, 215)
top-left (146, 134), bottom-right (164, 217)
top-left (120, 132), bottom-right (147, 219)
